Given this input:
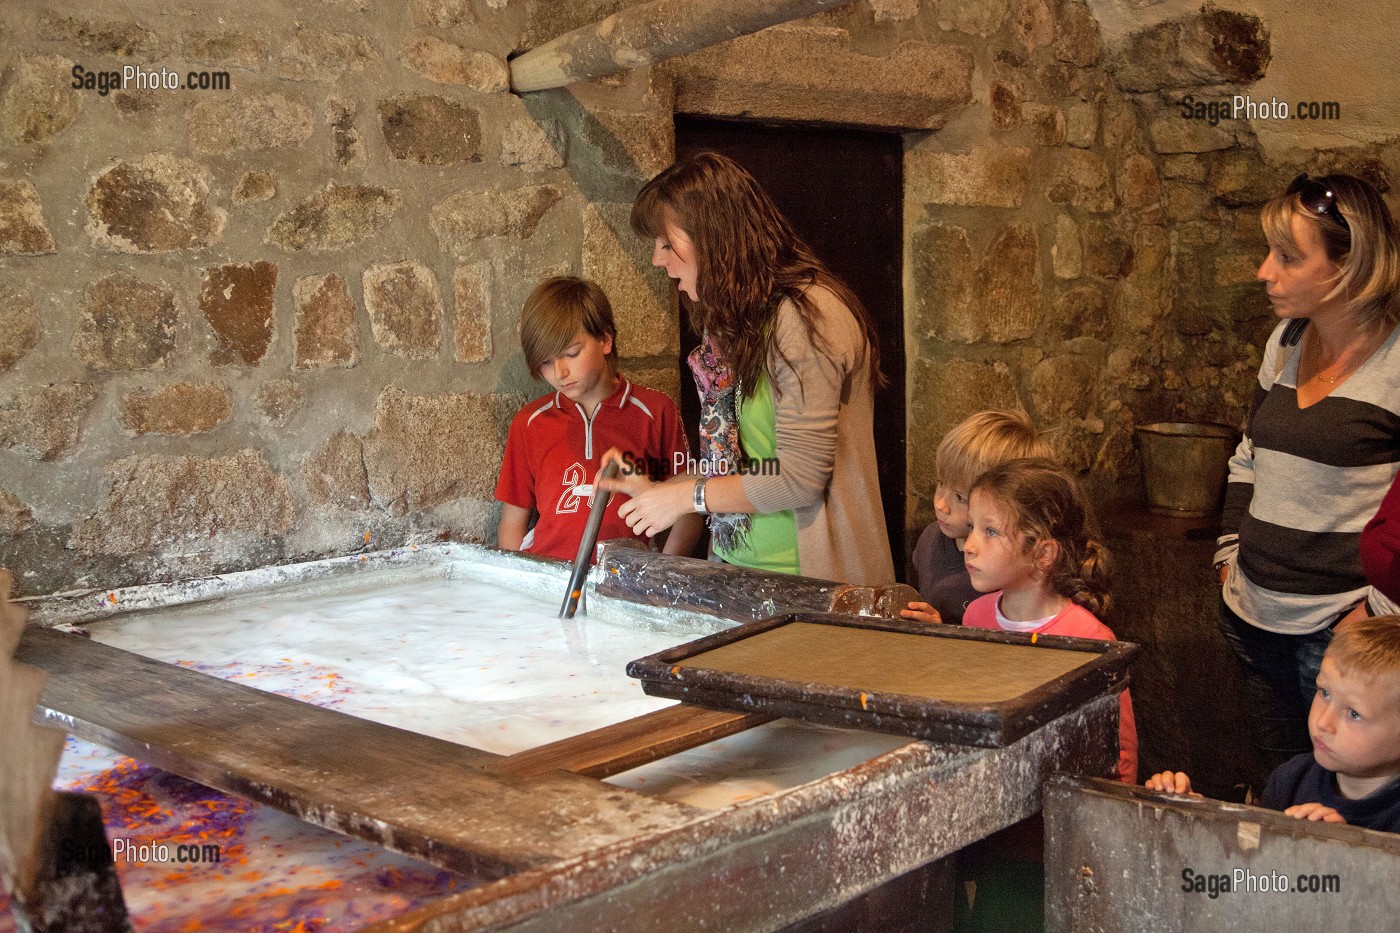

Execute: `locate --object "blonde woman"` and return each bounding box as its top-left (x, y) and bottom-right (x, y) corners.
top-left (1216, 173), bottom-right (1400, 783)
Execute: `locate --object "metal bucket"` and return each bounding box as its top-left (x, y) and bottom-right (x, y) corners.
top-left (1134, 422), bottom-right (1239, 517)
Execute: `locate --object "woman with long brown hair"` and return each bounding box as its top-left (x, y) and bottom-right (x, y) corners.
top-left (603, 151), bottom-right (894, 585)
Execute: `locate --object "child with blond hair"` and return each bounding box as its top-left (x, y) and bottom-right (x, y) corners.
top-left (904, 410), bottom-right (1051, 626)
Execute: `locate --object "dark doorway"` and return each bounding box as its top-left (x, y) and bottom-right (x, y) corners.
top-left (673, 116), bottom-right (907, 573)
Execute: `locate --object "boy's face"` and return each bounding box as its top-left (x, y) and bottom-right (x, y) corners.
top-left (539, 329), bottom-right (616, 413)
top-left (1309, 657), bottom-right (1400, 786)
top-left (933, 482), bottom-right (971, 542)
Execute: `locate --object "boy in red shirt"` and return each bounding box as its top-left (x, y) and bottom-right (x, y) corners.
top-left (495, 277), bottom-right (702, 561)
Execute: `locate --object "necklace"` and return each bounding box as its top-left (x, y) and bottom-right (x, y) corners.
top-left (1304, 330), bottom-right (1377, 385)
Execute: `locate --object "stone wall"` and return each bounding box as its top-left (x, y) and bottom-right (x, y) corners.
top-left (2, 0), bottom-right (1397, 598)
top-left (0, 0), bottom-right (679, 596)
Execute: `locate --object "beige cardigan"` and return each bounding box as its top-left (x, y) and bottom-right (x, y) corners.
top-left (739, 286), bottom-right (895, 586)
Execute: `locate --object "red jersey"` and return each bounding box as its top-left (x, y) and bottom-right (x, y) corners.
top-left (495, 377), bottom-right (690, 561)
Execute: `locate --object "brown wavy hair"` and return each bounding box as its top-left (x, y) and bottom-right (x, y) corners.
top-left (631, 151), bottom-right (883, 395)
top-left (971, 458), bottom-right (1112, 617)
top-left (519, 276), bottom-right (617, 378)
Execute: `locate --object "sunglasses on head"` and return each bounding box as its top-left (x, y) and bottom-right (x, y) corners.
top-left (1286, 173), bottom-right (1350, 234)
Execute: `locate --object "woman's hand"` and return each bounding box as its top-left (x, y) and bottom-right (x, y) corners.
top-left (597, 448), bottom-right (693, 538)
top-left (597, 448), bottom-right (658, 499)
top-left (900, 601), bottom-right (942, 624)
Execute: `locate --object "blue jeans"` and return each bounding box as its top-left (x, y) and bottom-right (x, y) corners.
top-left (1217, 596), bottom-right (1334, 780)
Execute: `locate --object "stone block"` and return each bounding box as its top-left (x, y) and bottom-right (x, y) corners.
top-left (990, 81), bottom-right (1022, 130)
top-left (628, 367), bottom-right (682, 407)
top-left (1208, 149), bottom-right (1281, 207)
top-left (582, 203), bottom-right (676, 358)
top-left (294, 273), bottom-right (358, 369)
top-left (279, 27), bottom-right (381, 82)
top-left (378, 95), bottom-right (482, 165)
top-left (0, 383), bottom-right (97, 461)
top-left (1162, 153), bottom-right (1207, 182)
top-left (327, 97), bottom-right (366, 170)
top-left (1083, 221), bottom-right (1133, 279)
top-left (1147, 112), bottom-right (1237, 154)
top-left (430, 185), bottom-right (562, 254)
top-left (522, 0), bottom-right (629, 49)
top-left (187, 94), bottom-right (314, 155)
top-left (182, 29), bottom-right (271, 68)
top-left (1031, 352), bottom-right (1099, 421)
top-left (870, 0), bottom-right (919, 22)
top-left (70, 451), bottom-right (297, 556)
top-left (1064, 101), bottom-right (1098, 148)
top-left (910, 359), bottom-right (1021, 466)
top-left (200, 262), bottom-right (277, 366)
top-left (979, 224), bottom-right (1042, 342)
top-left (1047, 149), bottom-right (1114, 212)
top-left (907, 145), bottom-right (1031, 209)
top-left (305, 432), bottom-right (371, 508)
top-left (74, 274), bottom-right (178, 371)
top-left (1054, 0), bottom-right (1101, 67)
top-left (401, 37), bottom-right (508, 91)
top-left (86, 155), bottom-right (225, 252)
top-left (1025, 104), bottom-right (1066, 146)
top-left (267, 184), bottom-right (401, 251)
top-left (254, 380), bottom-right (304, 427)
top-left (453, 263), bottom-right (492, 364)
top-left (1117, 153), bottom-right (1162, 210)
top-left (1051, 284), bottom-right (1111, 341)
top-left (1113, 8), bottom-right (1270, 93)
top-left (410, 0), bottom-right (475, 28)
top-left (501, 118), bottom-right (566, 171)
top-left (38, 13), bottom-right (163, 57)
top-left (0, 488), bottom-right (33, 537)
top-left (363, 262), bottom-right (443, 359)
top-left (232, 171), bottom-right (277, 204)
top-left (577, 108), bottom-right (674, 183)
top-left (0, 291), bottom-right (40, 371)
top-left (362, 386), bottom-right (505, 513)
top-left (113, 89), bottom-right (159, 115)
top-left (2, 55), bottom-right (82, 143)
top-left (1015, 0), bottom-right (1055, 54)
top-left (1052, 214), bottom-right (1082, 280)
top-left (938, 0), bottom-right (1010, 36)
top-left (672, 33), bottom-right (973, 131)
top-left (912, 222), bottom-right (977, 342)
top-left (0, 180), bottom-right (58, 255)
top-left (119, 383), bottom-right (232, 436)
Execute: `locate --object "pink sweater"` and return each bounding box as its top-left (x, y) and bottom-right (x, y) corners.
top-left (963, 593), bottom-right (1138, 784)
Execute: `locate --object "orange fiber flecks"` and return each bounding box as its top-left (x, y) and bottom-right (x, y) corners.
top-left (860, 691), bottom-right (869, 711)
top-left (364, 530), bottom-right (371, 544)
top-left (108, 592), bottom-right (117, 603)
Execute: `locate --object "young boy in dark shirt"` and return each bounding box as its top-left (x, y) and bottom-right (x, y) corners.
top-left (1147, 615), bottom-right (1400, 833)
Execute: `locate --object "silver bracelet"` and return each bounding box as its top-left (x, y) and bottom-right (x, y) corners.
top-left (692, 476), bottom-right (709, 514)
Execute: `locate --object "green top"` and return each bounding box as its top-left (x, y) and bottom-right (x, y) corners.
top-left (714, 372), bottom-right (799, 575)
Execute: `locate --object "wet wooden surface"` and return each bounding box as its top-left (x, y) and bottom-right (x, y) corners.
top-left (17, 626), bottom-right (702, 881)
top-left (489, 705), bottom-right (774, 780)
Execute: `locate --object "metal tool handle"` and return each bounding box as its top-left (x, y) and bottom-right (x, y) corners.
top-left (559, 459), bottom-right (620, 618)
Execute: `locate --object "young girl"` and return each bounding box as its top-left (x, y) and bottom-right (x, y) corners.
top-left (960, 458), bottom-right (1137, 783)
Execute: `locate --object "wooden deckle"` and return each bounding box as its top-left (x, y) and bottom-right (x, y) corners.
top-left (17, 627), bottom-right (701, 880)
top-left (687, 621), bottom-right (1092, 704)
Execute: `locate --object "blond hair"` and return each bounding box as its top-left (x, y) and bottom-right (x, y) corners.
top-left (1260, 173), bottom-right (1400, 330)
top-left (519, 277), bottom-right (618, 378)
top-left (936, 410), bottom-right (1052, 493)
top-left (1326, 615), bottom-right (1400, 704)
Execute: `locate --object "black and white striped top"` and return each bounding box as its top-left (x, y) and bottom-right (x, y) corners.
top-left (1216, 320), bottom-right (1400, 634)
